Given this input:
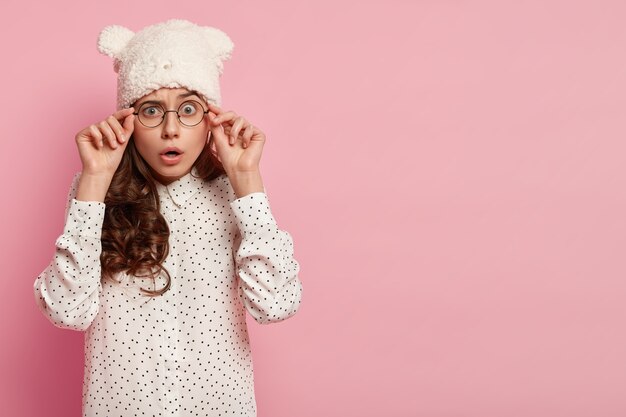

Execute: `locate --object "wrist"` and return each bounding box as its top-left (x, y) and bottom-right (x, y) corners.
top-left (227, 169), bottom-right (264, 199)
top-left (76, 172), bottom-right (113, 203)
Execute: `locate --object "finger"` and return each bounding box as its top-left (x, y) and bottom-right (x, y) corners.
top-left (230, 117), bottom-right (246, 145)
top-left (89, 125), bottom-right (104, 149)
top-left (208, 111), bottom-right (220, 127)
top-left (122, 113), bottom-right (135, 139)
top-left (212, 110), bottom-right (237, 125)
top-left (112, 107), bottom-right (135, 128)
top-left (113, 107), bottom-right (135, 119)
top-left (207, 103), bottom-right (224, 114)
top-left (208, 112), bottom-right (229, 141)
top-left (98, 121), bottom-right (118, 149)
top-left (243, 124), bottom-right (254, 148)
top-left (222, 126), bottom-right (240, 142)
top-left (221, 124), bottom-right (240, 138)
top-left (106, 115), bottom-right (128, 144)
top-left (213, 112), bottom-right (236, 126)
top-left (119, 107), bottom-right (135, 139)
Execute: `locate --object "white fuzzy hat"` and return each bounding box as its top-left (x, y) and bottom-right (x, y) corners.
top-left (97, 19), bottom-right (234, 110)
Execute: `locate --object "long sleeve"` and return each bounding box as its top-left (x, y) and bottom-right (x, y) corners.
top-left (230, 192), bottom-right (303, 325)
top-left (33, 172), bottom-right (106, 331)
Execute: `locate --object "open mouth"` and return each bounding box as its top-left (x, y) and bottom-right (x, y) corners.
top-left (161, 147), bottom-right (183, 162)
top-left (161, 148), bottom-right (183, 159)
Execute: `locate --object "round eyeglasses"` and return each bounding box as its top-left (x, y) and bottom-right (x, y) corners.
top-left (132, 100), bottom-right (209, 128)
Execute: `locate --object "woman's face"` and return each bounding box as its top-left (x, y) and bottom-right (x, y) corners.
top-left (131, 87), bottom-right (211, 185)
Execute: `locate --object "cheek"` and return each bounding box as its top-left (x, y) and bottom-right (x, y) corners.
top-left (193, 131), bottom-right (210, 150)
top-left (132, 135), bottom-right (157, 159)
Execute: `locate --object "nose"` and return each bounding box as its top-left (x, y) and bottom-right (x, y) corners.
top-left (161, 111), bottom-right (180, 139)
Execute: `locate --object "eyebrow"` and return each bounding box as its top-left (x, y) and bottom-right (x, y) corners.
top-left (136, 92), bottom-right (202, 107)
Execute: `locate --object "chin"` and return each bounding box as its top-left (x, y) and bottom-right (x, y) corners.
top-left (150, 160), bottom-right (192, 182)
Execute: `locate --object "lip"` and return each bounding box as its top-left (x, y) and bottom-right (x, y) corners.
top-left (160, 153), bottom-right (183, 165)
top-left (160, 147), bottom-right (183, 155)
top-left (160, 147), bottom-right (184, 165)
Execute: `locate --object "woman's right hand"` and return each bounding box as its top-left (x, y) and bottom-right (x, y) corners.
top-left (75, 107), bottom-right (135, 177)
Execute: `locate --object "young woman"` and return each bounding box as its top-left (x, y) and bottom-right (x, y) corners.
top-left (33, 19), bottom-right (303, 417)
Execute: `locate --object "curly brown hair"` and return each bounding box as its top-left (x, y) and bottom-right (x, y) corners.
top-left (99, 128), bottom-right (226, 299)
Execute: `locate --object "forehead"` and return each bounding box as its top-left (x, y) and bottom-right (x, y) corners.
top-left (141, 87), bottom-right (199, 100)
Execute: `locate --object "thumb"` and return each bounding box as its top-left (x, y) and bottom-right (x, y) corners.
top-left (208, 111), bottom-right (227, 140)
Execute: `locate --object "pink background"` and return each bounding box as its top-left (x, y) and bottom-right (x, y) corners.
top-left (2, 0), bottom-right (625, 416)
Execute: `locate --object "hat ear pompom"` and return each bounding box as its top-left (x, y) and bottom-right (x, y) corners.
top-left (97, 24), bottom-right (135, 58)
top-left (202, 27), bottom-right (234, 71)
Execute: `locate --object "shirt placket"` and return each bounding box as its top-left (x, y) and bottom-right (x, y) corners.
top-left (161, 214), bottom-right (181, 416)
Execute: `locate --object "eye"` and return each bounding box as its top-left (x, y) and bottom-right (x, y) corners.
top-left (179, 101), bottom-right (199, 115)
top-left (142, 106), bottom-right (163, 118)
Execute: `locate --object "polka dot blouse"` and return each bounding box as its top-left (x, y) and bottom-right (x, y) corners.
top-left (33, 166), bottom-right (303, 417)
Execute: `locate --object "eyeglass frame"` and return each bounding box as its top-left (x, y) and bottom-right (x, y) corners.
top-left (131, 99), bottom-right (210, 128)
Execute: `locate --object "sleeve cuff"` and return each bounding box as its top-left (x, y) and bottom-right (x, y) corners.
top-left (62, 198), bottom-right (106, 239)
top-left (230, 192), bottom-right (278, 233)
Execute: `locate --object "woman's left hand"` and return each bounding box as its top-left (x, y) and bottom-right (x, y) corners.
top-left (207, 103), bottom-right (264, 174)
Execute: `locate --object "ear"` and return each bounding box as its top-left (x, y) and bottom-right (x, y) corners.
top-left (97, 24), bottom-right (135, 59)
top-left (202, 27), bottom-right (235, 74)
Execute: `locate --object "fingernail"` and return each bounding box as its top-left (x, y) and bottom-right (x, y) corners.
top-left (121, 134), bottom-right (125, 142)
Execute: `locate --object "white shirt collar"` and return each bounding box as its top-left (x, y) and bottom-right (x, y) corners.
top-left (155, 165), bottom-right (204, 207)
